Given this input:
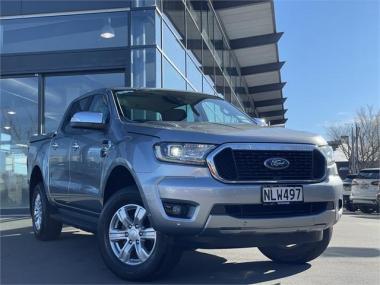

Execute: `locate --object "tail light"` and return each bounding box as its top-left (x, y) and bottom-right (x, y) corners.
top-left (371, 181), bottom-right (380, 186)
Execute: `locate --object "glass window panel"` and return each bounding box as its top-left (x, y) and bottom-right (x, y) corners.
top-left (224, 47), bottom-right (231, 80)
top-left (187, 55), bottom-right (202, 92)
top-left (132, 0), bottom-right (156, 8)
top-left (187, 0), bottom-right (202, 30)
top-left (186, 83), bottom-right (195, 91)
top-left (44, 73), bottom-right (124, 133)
top-left (224, 79), bottom-right (231, 102)
top-left (156, 12), bottom-right (162, 48)
top-left (215, 72), bottom-right (224, 98)
top-left (163, 59), bottom-right (186, 90)
top-left (186, 10), bottom-right (202, 66)
top-left (1, 12), bottom-right (129, 54)
top-left (163, 0), bottom-right (185, 40)
top-left (202, 2), bottom-right (214, 47)
top-left (163, 22), bottom-right (185, 74)
top-left (0, 77), bottom-right (38, 208)
top-left (213, 19), bottom-right (223, 68)
top-left (132, 48), bottom-right (161, 88)
top-left (203, 77), bottom-right (215, 95)
top-left (202, 40), bottom-right (214, 81)
top-left (131, 10), bottom-right (159, 46)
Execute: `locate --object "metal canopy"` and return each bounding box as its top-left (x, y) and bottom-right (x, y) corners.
top-left (214, 0), bottom-right (287, 125)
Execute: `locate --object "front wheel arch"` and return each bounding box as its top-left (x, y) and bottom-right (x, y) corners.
top-left (102, 165), bottom-right (144, 205)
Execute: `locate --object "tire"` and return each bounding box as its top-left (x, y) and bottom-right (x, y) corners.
top-left (97, 188), bottom-right (182, 281)
top-left (345, 201), bottom-right (356, 212)
top-left (359, 206), bottom-right (375, 214)
top-left (31, 182), bottom-right (62, 241)
top-left (258, 227), bottom-right (333, 264)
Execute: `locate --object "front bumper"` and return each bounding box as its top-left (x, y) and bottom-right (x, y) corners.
top-left (137, 164), bottom-right (343, 242)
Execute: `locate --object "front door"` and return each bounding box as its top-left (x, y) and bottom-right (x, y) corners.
top-left (68, 94), bottom-right (111, 213)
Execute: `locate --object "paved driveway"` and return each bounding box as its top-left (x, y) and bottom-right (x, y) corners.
top-left (1, 212), bottom-right (379, 284)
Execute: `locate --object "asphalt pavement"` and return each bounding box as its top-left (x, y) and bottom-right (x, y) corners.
top-left (1, 211), bottom-right (379, 284)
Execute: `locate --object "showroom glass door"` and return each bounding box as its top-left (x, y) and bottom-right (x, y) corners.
top-left (0, 77), bottom-right (39, 208)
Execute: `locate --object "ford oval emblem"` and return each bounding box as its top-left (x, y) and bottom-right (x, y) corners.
top-left (264, 157), bottom-right (290, 170)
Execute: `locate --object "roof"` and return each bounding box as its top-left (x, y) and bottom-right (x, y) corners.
top-left (212, 0), bottom-right (287, 125)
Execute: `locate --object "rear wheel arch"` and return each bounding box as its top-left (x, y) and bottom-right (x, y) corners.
top-left (29, 166), bottom-right (44, 214)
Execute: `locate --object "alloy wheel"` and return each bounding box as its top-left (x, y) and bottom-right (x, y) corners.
top-left (33, 193), bottom-right (43, 231)
top-left (108, 204), bottom-right (157, 266)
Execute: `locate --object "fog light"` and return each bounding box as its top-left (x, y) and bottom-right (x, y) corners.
top-left (163, 202), bottom-right (190, 218)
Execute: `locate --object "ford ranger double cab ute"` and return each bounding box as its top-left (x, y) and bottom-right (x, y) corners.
top-left (28, 88), bottom-right (343, 281)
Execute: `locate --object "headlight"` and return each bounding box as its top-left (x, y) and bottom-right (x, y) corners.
top-left (154, 143), bottom-right (216, 165)
top-left (319, 145), bottom-right (334, 165)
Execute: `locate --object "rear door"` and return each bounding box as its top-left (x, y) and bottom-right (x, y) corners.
top-left (48, 133), bottom-right (72, 204)
top-left (48, 97), bottom-right (91, 204)
top-left (68, 94), bottom-right (112, 213)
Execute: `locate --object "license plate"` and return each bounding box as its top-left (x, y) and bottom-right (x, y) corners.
top-left (262, 185), bottom-right (303, 203)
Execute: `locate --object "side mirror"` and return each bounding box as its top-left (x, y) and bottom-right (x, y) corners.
top-left (70, 112), bottom-right (106, 129)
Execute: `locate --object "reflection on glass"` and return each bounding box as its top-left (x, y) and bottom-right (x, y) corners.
top-left (132, 48), bottom-right (161, 88)
top-left (202, 2), bottom-right (214, 46)
top-left (203, 77), bottom-right (215, 95)
top-left (186, 9), bottom-right (202, 66)
top-left (163, 0), bottom-right (185, 40)
top-left (163, 22), bottom-right (185, 74)
top-left (1, 12), bottom-right (128, 53)
top-left (187, 55), bottom-right (202, 92)
top-left (131, 10), bottom-right (158, 46)
top-left (187, 0), bottom-right (202, 30)
top-left (132, 0), bottom-right (156, 8)
top-left (44, 73), bottom-right (124, 133)
top-left (163, 59), bottom-right (186, 90)
top-left (0, 77), bottom-right (38, 208)
top-left (213, 20), bottom-right (223, 68)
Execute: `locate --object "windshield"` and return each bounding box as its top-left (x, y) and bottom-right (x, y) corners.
top-left (114, 90), bottom-right (254, 124)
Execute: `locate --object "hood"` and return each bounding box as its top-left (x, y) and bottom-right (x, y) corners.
top-left (125, 121), bottom-right (327, 146)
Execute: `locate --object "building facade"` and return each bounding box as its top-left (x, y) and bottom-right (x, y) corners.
top-left (0, 0), bottom-right (286, 209)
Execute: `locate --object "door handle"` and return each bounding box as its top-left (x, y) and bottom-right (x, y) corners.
top-left (51, 142), bottom-right (59, 149)
top-left (72, 142), bottom-right (80, 151)
top-left (100, 140), bottom-right (112, 157)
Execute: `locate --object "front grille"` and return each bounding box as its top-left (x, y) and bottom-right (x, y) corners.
top-left (211, 202), bottom-right (333, 219)
top-left (212, 148), bottom-right (326, 182)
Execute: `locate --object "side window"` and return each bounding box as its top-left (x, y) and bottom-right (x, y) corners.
top-left (89, 94), bottom-right (110, 122)
top-left (175, 105), bottom-right (195, 122)
top-left (61, 97), bottom-right (92, 133)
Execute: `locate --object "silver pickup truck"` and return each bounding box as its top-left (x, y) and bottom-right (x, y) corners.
top-left (28, 88), bottom-right (343, 281)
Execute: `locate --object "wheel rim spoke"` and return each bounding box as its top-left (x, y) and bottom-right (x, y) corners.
top-left (116, 208), bottom-right (132, 228)
top-left (135, 242), bottom-right (149, 262)
top-left (141, 228), bottom-right (156, 240)
top-left (109, 229), bottom-right (127, 242)
top-left (133, 206), bottom-right (146, 225)
top-left (33, 194), bottom-right (42, 230)
top-left (119, 242), bottom-right (134, 262)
